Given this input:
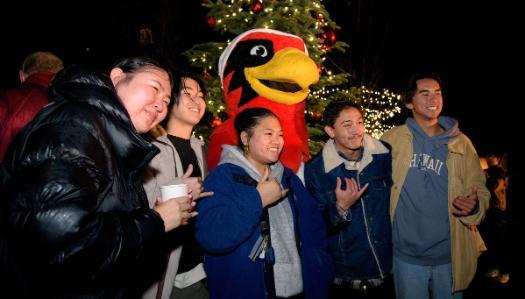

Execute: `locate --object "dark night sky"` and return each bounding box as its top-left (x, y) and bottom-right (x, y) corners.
top-left (324, 0), bottom-right (520, 157)
top-left (0, 0), bottom-right (520, 156)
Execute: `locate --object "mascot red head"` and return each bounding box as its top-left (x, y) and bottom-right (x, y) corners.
top-left (207, 28), bottom-right (319, 172)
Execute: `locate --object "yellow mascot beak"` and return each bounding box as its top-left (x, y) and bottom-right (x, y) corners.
top-left (244, 48), bottom-right (319, 105)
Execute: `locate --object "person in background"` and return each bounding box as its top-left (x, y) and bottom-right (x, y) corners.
top-left (479, 164), bottom-right (510, 285)
top-left (486, 152), bottom-right (506, 169)
top-left (0, 57), bottom-right (195, 298)
top-left (0, 51), bottom-right (63, 160)
top-left (143, 71), bottom-right (213, 299)
top-left (381, 73), bottom-right (490, 299)
top-left (196, 108), bottom-right (333, 299)
top-left (304, 100), bottom-right (394, 299)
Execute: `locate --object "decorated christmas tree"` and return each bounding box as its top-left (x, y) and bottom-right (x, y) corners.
top-left (184, 0), bottom-right (401, 154)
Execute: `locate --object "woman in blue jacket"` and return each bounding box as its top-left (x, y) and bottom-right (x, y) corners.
top-left (196, 108), bottom-right (333, 299)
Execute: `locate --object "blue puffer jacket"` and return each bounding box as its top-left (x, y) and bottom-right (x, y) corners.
top-left (196, 163), bottom-right (333, 299)
top-left (304, 136), bottom-right (393, 281)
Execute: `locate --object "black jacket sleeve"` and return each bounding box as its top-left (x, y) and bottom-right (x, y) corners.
top-left (1, 115), bottom-right (164, 282)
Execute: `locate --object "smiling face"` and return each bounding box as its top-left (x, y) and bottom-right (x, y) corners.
top-left (169, 77), bottom-right (206, 128)
top-left (241, 115), bottom-right (284, 170)
top-left (324, 107), bottom-right (365, 157)
top-left (407, 78), bottom-right (443, 124)
top-left (111, 67), bottom-right (172, 133)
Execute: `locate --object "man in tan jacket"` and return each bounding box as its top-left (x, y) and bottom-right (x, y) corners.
top-left (381, 73), bottom-right (489, 299)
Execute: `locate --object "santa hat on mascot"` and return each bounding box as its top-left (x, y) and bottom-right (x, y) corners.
top-left (207, 28), bottom-right (319, 173)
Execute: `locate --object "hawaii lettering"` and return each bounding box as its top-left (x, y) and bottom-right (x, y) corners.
top-left (409, 154), bottom-right (444, 175)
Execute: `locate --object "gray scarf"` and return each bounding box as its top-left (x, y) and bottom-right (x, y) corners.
top-left (219, 145), bottom-right (303, 296)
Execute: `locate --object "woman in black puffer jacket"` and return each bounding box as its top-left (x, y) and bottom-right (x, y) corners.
top-left (0, 57), bottom-right (196, 298)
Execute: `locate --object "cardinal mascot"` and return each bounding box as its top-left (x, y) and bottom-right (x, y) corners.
top-left (207, 28), bottom-right (319, 175)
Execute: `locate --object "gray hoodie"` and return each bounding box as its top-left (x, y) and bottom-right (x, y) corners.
top-left (393, 116), bottom-right (460, 266)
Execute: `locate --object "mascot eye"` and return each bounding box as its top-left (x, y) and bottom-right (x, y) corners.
top-left (249, 45), bottom-right (268, 57)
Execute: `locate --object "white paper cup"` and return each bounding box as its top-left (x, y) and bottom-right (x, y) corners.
top-left (160, 184), bottom-right (188, 202)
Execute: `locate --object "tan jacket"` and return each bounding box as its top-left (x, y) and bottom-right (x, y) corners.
top-left (381, 125), bottom-right (489, 292)
top-left (142, 134), bottom-right (207, 299)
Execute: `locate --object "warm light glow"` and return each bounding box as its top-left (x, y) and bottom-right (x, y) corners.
top-left (310, 86), bottom-right (402, 138)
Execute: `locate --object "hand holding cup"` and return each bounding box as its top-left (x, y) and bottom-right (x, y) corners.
top-left (155, 183), bottom-right (197, 231)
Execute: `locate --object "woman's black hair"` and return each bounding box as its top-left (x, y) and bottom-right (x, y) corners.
top-left (111, 56), bottom-right (174, 87)
top-left (234, 108), bottom-right (277, 149)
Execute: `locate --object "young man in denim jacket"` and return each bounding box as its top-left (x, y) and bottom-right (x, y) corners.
top-left (305, 100), bottom-right (393, 299)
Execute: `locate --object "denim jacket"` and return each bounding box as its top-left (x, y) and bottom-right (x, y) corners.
top-left (305, 135), bottom-right (393, 281)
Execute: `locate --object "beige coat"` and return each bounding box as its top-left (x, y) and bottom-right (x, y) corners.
top-left (142, 134), bottom-right (207, 299)
top-left (381, 125), bottom-right (489, 292)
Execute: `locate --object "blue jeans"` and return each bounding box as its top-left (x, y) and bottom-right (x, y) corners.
top-left (393, 256), bottom-right (463, 299)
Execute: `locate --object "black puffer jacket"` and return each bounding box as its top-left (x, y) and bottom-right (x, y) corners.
top-left (1, 66), bottom-right (166, 298)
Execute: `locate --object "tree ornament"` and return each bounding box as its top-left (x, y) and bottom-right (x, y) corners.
top-left (313, 112), bottom-right (322, 120)
top-left (321, 25), bottom-right (337, 47)
top-left (251, 1), bottom-right (264, 14)
top-left (207, 16), bottom-right (217, 28)
top-left (317, 13), bottom-right (325, 21)
top-left (211, 116), bottom-right (222, 128)
top-left (202, 70), bottom-right (211, 78)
